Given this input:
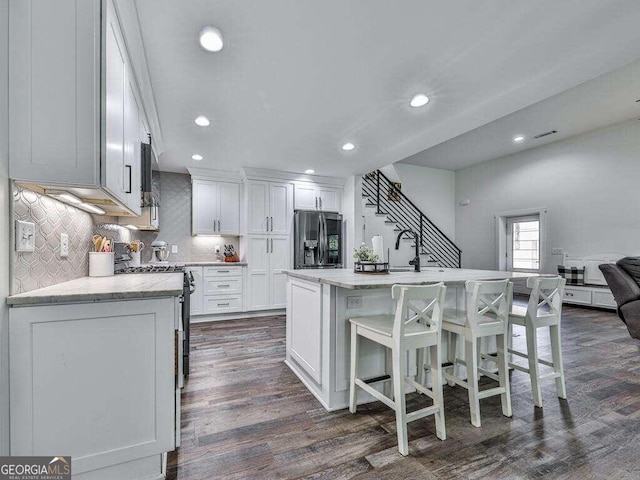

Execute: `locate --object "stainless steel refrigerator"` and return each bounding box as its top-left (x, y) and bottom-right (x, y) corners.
top-left (294, 210), bottom-right (343, 269)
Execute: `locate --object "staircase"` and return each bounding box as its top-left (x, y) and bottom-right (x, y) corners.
top-left (361, 170), bottom-right (461, 268)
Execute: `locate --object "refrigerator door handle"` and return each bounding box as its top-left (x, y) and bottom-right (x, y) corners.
top-left (318, 214), bottom-right (326, 264)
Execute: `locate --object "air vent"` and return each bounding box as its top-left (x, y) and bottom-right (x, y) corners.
top-left (532, 130), bottom-right (558, 139)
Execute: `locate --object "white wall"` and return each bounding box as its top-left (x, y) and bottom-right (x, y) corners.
top-left (0, 0), bottom-right (11, 455)
top-left (455, 119), bottom-right (640, 272)
top-left (380, 163), bottom-right (455, 239)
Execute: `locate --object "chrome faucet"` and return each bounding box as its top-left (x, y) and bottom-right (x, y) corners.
top-left (395, 229), bottom-right (420, 272)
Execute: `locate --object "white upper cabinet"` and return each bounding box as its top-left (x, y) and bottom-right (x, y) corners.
top-left (192, 180), bottom-right (240, 236)
top-left (294, 183), bottom-right (342, 212)
top-left (9, 0), bottom-right (144, 216)
top-left (246, 181), bottom-right (293, 235)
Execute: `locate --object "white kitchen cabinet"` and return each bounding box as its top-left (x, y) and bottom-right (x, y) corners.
top-left (189, 265), bottom-right (245, 316)
top-left (245, 235), bottom-right (290, 311)
top-left (8, 0), bottom-right (144, 216)
top-left (294, 183), bottom-right (342, 212)
top-left (192, 180), bottom-right (240, 236)
top-left (246, 181), bottom-right (293, 235)
top-left (9, 298), bottom-right (177, 478)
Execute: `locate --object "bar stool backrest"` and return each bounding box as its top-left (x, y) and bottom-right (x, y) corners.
top-left (525, 276), bottom-right (566, 323)
top-left (391, 283), bottom-right (447, 341)
top-left (465, 279), bottom-right (512, 333)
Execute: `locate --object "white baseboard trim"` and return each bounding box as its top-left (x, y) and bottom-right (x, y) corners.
top-left (191, 309), bottom-right (285, 323)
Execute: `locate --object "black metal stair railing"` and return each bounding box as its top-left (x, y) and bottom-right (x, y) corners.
top-left (362, 170), bottom-right (461, 268)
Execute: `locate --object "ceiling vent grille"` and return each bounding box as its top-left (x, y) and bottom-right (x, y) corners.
top-left (533, 130), bottom-right (558, 139)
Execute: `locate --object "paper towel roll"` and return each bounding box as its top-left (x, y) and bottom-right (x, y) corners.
top-left (372, 235), bottom-right (384, 262)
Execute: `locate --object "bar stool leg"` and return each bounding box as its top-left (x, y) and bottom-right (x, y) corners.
top-left (392, 347), bottom-right (409, 455)
top-left (349, 325), bottom-right (359, 413)
top-left (465, 338), bottom-right (481, 427)
top-left (430, 344), bottom-right (446, 440)
top-left (447, 332), bottom-right (457, 387)
top-left (550, 324), bottom-right (567, 399)
top-left (496, 332), bottom-right (512, 417)
top-left (526, 323), bottom-right (543, 408)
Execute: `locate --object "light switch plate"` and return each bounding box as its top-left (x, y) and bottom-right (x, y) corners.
top-left (60, 233), bottom-right (69, 257)
top-left (347, 296), bottom-right (362, 309)
top-left (551, 248), bottom-right (564, 255)
top-left (171, 245), bottom-right (178, 254)
top-left (15, 220), bottom-right (36, 252)
top-left (215, 245), bottom-right (221, 254)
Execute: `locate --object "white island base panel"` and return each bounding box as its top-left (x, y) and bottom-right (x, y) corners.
top-left (285, 276), bottom-right (496, 411)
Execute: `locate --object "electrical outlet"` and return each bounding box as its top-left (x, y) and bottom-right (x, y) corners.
top-left (60, 233), bottom-right (69, 258)
top-left (215, 245), bottom-right (221, 254)
top-left (551, 248), bottom-right (564, 255)
top-left (171, 245), bottom-right (178, 254)
top-left (15, 220), bottom-right (36, 252)
top-left (347, 296), bottom-right (362, 309)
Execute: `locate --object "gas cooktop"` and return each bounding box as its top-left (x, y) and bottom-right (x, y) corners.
top-left (116, 264), bottom-right (185, 274)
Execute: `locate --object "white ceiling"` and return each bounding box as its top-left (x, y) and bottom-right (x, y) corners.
top-left (401, 57), bottom-right (640, 170)
top-left (135, 0), bottom-right (640, 177)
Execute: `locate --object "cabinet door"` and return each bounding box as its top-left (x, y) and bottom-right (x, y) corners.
top-left (246, 181), bottom-right (269, 234)
top-left (294, 184), bottom-right (318, 210)
top-left (318, 186), bottom-right (341, 212)
top-left (270, 182), bottom-right (292, 235)
top-left (218, 182), bottom-right (240, 235)
top-left (104, 1), bottom-right (127, 203)
top-left (192, 180), bottom-right (218, 235)
top-left (246, 237), bottom-right (269, 310)
top-left (123, 77), bottom-right (142, 216)
top-left (187, 267), bottom-right (203, 316)
top-left (269, 236), bottom-right (290, 309)
top-left (8, 0), bottom-right (101, 186)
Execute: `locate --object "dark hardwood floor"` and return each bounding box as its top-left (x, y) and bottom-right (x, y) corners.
top-left (167, 304), bottom-right (640, 479)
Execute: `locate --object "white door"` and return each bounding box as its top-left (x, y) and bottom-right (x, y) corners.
top-left (187, 267), bottom-right (203, 315)
top-left (269, 236), bottom-right (290, 308)
top-left (104, 6), bottom-right (126, 204)
top-left (192, 181), bottom-right (218, 235)
top-left (294, 184), bottom-right (318, 210)
top-left (506, 215), bottom-right (540, 272)
top-left (217, 182), bottom-right (240, 235)
top-left (247, 237), bottom-right (270, 310)
top-left (270, 182), bottom-right (291, 235)
top-left (246, 181), bottom-right (269, 234)
top-left (318, 187), bottom-right (341, 212)
top-left (123, 78), bottom-right (141, 215)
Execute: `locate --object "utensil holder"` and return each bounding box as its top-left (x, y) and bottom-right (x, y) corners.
top-left (129, 251), bottom-right (141, 268)
top-left (89, 252), bottom-right (115, 277)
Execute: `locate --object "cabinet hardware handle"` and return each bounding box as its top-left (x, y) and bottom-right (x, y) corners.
top-left (125, 165), bottom-right (132, 193)
top-left (218, 270), bottom-right (230, 273)
top-left (315, 197), bottom-right (318, 209)
top-left (266, 240), bottom-right (269, 253)
top-left (566, 292), bottom-right (574, 296)
top-left (218, 284), bottom-right (230, 287)
top-left (218, 220), bottom-right (221, 231)
top-left (218, 303), bottom-right (230, 307)
top-left (319, 197), bottom-right (322, 209)
top-left (270, 216), bottom-right (273, 231)
top-left (270, 238), bottom-right (273, 253)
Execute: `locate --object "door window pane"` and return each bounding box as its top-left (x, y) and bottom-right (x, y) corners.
top-left (512, 220), bottom-right (539, 270)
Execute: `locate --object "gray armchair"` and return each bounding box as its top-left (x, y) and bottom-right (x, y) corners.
top-left (599, 257), bottom-right (640, 340)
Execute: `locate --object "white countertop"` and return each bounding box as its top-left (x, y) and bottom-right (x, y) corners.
top-left (183, 261), bottom-right (247, 266)
top-left (7, 273), bottom-right (184, 306)
top-left (284, 267), bottom-right (536, 290)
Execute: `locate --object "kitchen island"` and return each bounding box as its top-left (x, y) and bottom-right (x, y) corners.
top-left (284, 267), bottom-right (535, 411)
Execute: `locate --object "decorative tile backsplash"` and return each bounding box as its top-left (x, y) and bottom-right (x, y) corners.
top-left (133, 172), bottom-right (239, 263)
top-left (12, 173), bottom-right (240, 293)
top-left (13, 185), bottom-right (94, 293)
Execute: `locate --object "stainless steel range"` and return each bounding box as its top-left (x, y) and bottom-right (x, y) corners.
top-left (113, 244), bottom-right (195, 377)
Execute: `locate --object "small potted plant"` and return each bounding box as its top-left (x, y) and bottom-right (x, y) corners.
top-left (353, 243), bottom-right (380, 272)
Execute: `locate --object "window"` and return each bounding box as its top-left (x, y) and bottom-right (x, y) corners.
top-left (506, 215), bottom-right (540, 271)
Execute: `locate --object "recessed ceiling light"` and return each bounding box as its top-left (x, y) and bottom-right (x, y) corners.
top-left (304, 169), bottom-right (315, 174)
top-left (513, 135), bottom-right (525, 143)
top-left (195, 115), bottom-right (210, 127)
top-left (342, 142), bottom-right (355, 151)
top-left (192, 154), bottom-right (203, 161)
top-left (410, 94), bottom-right (430, 108)
top-left (199, 26), bottom-right (224, 52)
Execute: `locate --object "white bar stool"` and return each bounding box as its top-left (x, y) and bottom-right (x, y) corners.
top-left (348, 283), bottom-right (447, 456)
top-left (508, 276), bottom-right (567, 408)
top-left (442, 279), bottom-right (512, 427)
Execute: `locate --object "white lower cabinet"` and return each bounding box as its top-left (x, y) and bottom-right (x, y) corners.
top-left (189, 265), bottom-right (245, 316)
top-left (246, 235), bottom-right (290, 311)
top-left (9, 297), bottom-right (179, 479)
top-left (562, 285), bottom-right (616, 310)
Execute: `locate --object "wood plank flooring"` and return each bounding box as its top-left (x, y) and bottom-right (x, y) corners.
top-left (167, 304), bottom-right (640, 479)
